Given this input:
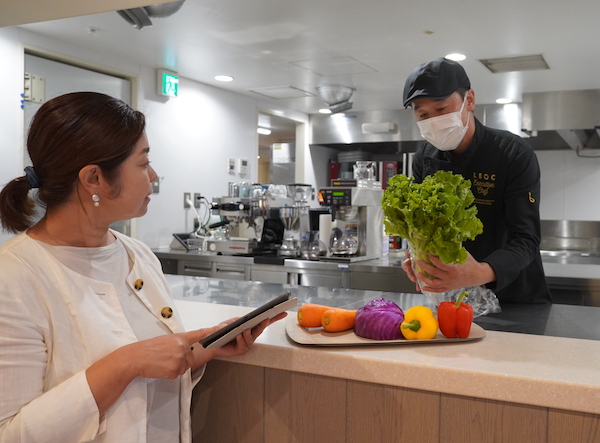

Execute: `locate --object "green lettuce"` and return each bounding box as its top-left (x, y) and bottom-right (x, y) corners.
top-left (382, 170), bottom-right (483, 265)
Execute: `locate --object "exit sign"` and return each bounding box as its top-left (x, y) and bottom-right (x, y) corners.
top-left (157, 69), bottom-right (179, 97)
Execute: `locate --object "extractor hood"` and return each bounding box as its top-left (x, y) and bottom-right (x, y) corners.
top-left (522, 90), bottom-right (600, 155)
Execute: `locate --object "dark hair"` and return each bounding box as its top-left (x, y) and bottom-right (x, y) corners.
top-left (0, 92), bottom-right (145, 233)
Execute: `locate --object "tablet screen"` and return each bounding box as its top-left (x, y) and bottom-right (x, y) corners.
top-left (199, 292), bottom-right (297, 349)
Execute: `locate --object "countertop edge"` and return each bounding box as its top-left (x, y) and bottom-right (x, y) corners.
top-left (176, 299), bottom-right (600, 415)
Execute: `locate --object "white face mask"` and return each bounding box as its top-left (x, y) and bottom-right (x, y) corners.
top-left (416, 98), bottom-right (469, 151)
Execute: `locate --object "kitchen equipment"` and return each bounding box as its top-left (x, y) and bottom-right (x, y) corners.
top-left (330, 227), bottom-right (358, 256)
top-left (300, 231), bottom-right (327, 260)
top-left (353, 161), bottom-right (376, 180)
top-left (318, 186), bottom-right (383, 262)
top-left (279, 237), bottom-right (300, 257)
top-left (228, 182), bottom-right (239, 197)
top-left (238, 182), bottom-right (252, 198)
top-left (318, 213), bottom-right (333, 252)
top-left (205, 237), bottom-right (261, 255)
top-left (279, 206), bottom-right (300, 231)
top-left (286, 183), bottom-right (312, 204)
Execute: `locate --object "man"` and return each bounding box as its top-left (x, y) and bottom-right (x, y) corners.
top-left (401, 57), bottom-right (551, 304)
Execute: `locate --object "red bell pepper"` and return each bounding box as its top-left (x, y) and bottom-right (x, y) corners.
top-left (438, 291), bottom-right (474, 339)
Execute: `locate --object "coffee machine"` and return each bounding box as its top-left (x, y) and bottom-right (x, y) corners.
top-left (318, 185), bottom-right (383, 262)
top-left (207, 196), bottom-right (266, 254)
top-left (276, 184), bottom-right (311, 257)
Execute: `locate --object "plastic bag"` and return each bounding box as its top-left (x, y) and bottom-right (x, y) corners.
top-left (409, 247), bottom-right (501, 317)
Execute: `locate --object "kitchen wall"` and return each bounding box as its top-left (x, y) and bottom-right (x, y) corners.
top-left (1, 26), bottom-right (599, 250)
top-left (537, 150), bottom-right (600, 220)
top-left (0, 26), bottom-right (310, 248)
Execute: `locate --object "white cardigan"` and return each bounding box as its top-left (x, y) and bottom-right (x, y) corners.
top-left (0, 231), bottom-right (196, 443)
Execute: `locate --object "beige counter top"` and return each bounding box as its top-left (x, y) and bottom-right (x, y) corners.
top-left (176, 298), bottom-right (600, 415)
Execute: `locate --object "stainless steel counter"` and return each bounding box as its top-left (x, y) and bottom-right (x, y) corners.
top-left (153, 248), bottom-right (415, 292)
top-left (166, 274), bottom-right (600, 341)
top-left (153, 248), bottom-right (600, 306)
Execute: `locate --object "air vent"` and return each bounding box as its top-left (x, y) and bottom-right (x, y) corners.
top-left (249, 86), bottom-right (315, 99)
top-left (479, 54), bottom-right (549, 73)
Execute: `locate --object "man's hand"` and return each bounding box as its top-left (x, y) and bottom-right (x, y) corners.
top-left (412, 252), bottom-right (496, 293)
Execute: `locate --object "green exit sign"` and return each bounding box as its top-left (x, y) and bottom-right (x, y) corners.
top-left (157, 69), bottom-right (179, 97)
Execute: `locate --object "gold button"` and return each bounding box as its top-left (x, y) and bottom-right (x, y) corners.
top-left (134, 279), bottom-right (144, 290)
top-left (161, 307), bottom-right (173, 318)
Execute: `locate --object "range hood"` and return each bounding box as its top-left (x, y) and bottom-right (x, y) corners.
top-left (311, 91), bottom-right (600, 155)
top-left (522, 90), bottom-right (600, 155)
top-left (310, 105), bottom-right (526, 153)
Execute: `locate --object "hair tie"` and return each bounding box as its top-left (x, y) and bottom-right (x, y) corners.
top-left (24, 166), bottom-right (42, 189)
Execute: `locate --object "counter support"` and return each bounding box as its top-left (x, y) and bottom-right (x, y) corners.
top-left (192, 360), bottom-right (598, 443)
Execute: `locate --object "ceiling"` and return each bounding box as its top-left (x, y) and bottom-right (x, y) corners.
top-left (11, 0), bottom-right (600, 135)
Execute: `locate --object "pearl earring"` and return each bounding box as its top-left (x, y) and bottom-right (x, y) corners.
top-left (92, 193), bottom-right (100, 207)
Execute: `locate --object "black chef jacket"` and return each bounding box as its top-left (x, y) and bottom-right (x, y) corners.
top-left (412, 118), bottom-right (552, 304)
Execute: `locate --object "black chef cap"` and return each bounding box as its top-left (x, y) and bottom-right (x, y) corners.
top-left (403, 57), bottom-right (471, 108)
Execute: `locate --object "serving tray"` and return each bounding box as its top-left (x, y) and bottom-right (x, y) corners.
top-left (285, 316), bottom-right (485, 346)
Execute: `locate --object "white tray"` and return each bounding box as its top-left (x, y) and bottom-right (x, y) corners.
top-left (285, 315), bottom-right (485, 346)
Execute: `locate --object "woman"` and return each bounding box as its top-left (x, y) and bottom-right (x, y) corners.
top-left (0, 92), bottom-right (283, 442)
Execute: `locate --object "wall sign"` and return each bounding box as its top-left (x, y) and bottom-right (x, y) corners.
top-left (157, 69), bottom-right (179, 97)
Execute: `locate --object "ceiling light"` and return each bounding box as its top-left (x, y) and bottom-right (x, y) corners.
top-left (257, 127), bottom-right (271, 135)
top-left (318, 108), bottom-right (332, 114)
top-left (215, 75), bottom-right (233, 82)
top-left (496, 98), bottom-right (512, 104)
top-left (445, 53), bottom-right (466, 61)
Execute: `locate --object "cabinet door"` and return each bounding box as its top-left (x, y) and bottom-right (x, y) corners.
top-left (179, 260), bottom-right (213, 277)
top-left (250, 268), bottom-right (289, 284)
top-left (299, 272), bottom-right (342, 288)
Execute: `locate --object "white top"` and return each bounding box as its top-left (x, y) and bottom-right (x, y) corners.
top-left (0, 231), bottom-right (197, 443)
top-left (36, 239), bottom-right (180, 443)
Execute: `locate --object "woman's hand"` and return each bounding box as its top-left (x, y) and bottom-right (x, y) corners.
top-left (86, 312), bottom-right (287, 415)
top-left (413, 252), bottom-right (496, 293)
top-left (190, 312), bottom-right (288, 368)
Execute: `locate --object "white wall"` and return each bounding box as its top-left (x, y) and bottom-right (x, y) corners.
top-left (137, 66), bottom-right (259, 247)
top-left (0, 26), bottom-right (314, 248)
top-left (0, 27), bottom-right (25, 245)
top-left (537, 150), bottom-right (600, 221)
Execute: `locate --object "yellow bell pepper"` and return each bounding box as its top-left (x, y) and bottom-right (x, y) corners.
top-left (400, 306), bottom-right (439, 340)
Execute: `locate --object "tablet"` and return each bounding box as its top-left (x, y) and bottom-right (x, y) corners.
top-left (199, 292), bottom-right (298, 349)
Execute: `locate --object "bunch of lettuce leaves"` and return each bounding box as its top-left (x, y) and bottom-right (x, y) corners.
top-left (382, 170), bottom-right (483, 265)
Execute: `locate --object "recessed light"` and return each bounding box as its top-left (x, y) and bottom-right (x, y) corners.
top-left (318, 108), bottom-right (332, 114)
top-left (446, 53), bottom-right (466, 61)
top-left (257, 127), bottom-right (271, 135)
top-left (215, 75), bottom-right (233, 82)
top-left (496, 98), bottom-right (512, 104)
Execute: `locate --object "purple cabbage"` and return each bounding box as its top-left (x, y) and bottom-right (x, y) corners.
top-left (354, 298), bottom-right (405, 340)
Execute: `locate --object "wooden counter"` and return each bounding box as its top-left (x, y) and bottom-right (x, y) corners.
top-left (169, 277), bottom-right (600, 443)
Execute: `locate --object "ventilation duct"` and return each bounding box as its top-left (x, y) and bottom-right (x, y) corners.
top-left (117, 1), bottom-right (186, 30)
